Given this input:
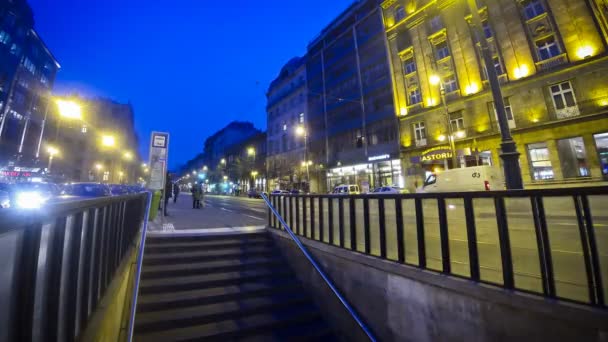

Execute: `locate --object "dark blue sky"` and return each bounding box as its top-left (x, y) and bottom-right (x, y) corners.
top-left (28, 0), bottom-right (353, 169)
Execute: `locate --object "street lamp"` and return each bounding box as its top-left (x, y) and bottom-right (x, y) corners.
top-left (295, 125), bottom-right (310, 188)
top-left (465, 0), bottom-right (523, 189)
top-left (247, 147), bottom-right (256, 158)
top-left (101, 135), bottom-right (116, 148)
top-left (47, 146), bottom-right (59, 172)
top-left (203, 166), bottom-right (208, 171)
top-left (429, 74), bottom-right (459, 168)
top-left (53, 99), bottom-right (83, 144)
top-left (95, 163), bottom-right (103, 181)
top-left (123, 151), bottom-right (133, 160)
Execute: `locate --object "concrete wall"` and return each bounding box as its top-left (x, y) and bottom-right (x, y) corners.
top-left (269, 229), bottom-right (608, 342)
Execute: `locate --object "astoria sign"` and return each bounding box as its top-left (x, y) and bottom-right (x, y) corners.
top-left (421, 146), bottom-right (453, 162)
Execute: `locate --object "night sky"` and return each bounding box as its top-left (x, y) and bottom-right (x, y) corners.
top-left (27, 0), bottom-right (354, 169)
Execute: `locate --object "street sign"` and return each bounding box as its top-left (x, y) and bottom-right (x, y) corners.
top-left (148, 131), bottom-right (170, 190)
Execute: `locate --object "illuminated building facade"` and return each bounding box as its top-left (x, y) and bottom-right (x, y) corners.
top-left (382, 0), bottom-right (608, 190)
top-left (307, 0), bottom-right (402, 193)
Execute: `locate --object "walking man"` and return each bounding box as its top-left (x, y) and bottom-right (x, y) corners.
top-left (173, 181), bottom-right (180, 203)
top-left (163, 172), bottom-right (172, 216)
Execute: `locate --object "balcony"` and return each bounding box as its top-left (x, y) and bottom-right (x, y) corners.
top-left (535, 53), bottom-right (568, 72)
top-left (415, 138), bottom-right (427, 147)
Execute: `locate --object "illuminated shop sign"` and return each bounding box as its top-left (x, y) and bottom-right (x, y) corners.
top-left (421, 146), bottom-right (452, 162)
top-left (368, 154), bottom-right (390, 162)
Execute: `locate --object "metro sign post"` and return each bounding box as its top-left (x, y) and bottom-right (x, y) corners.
top-left (148, 132), bottom-right (170, 220)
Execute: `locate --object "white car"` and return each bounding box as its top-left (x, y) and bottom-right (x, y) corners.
top-left (417, 166), bottom-right (504, 193)
top-left (371, 186), bottom-right (407, 195)
top-left (331, 184), bottom-right (360, 195)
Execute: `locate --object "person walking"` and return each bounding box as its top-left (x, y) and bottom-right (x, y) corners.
top-left (163, 172), bottom-right (172, 216)
top-left (191, 182), bottom-right (201, 209)
top-left (173, 182), bottom-right (180, 203)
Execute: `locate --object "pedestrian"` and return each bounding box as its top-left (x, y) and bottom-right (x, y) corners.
top-left (191, 182), bottom-right (201, 209)
top-left (173, 182), bottom-right (180, 203)
top-left (164, 172), bottom-right (172, 216)
top-left (200, 183), bottom-right (206, 209)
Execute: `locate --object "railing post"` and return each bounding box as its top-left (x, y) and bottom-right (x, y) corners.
top-left (338, 198), bottom-right (345, 248)
top-left (363, 197), bottom-right (370, 254)
top-left (349, 197), bottom-right (356, 250)
top-left (463, 197), bottom-right (480, 281)
top-left (415, 198), bottom-right (426, 268)
top-left (289, 196), bottom-right (294, 233)
top-left (530, 196), bottom-right (555, 297)
top-left (328, 198), bottom-right (334, 245)
top-left (303, 196), bottom-right (308, 237)
top-left (319, 197), bottom-right (325, 242)
top-left (378, 198), bottom-right (387, 259)
top-left (580, 195), bottom-right (604, 306)
top-left (295, 196), bottom-right (301, 235)
top-left (310, 197), bottom-right (316, 240)
top-left (494, 196), bottom-right (514, 289)
top-left (395, 198), bottom-right (405, 263)
top-left (437, 198), bottom-right (451, 274)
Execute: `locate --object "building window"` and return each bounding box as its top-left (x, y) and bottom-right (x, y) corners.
top-left (409, 88), bottom-right (422, 105)
top-left (282, 122), bottom-right (287, 131)
top-left (435, 41), bottom-right (450, 60)
top-left (413, 122), bottom-right (427, 145)
top-left (550, 81), bottom-right (579, 118)
top-left (557, 137), bottom-right (590, 178)
top-left (103, 171), bottom-right (110, 181)
top-left (9, 43), bottom-right (20, 55)
top-left (22, 58), bottom-right (35, 74)
top-left (395, 6), bottom-right (406, 22)
top-left (594, 133), bottom-right (608, 179)
top-left (536, 36), bottom-right (560, 60)
top-left (490, 98), bottom-right (516, 129)
top-left (299, 112), bottom-right (304, 123)
top-left (403, 57), bottom-right (416, 75)
top-left (450, 115), bottom-right (465, 132)
top-left (81, 125), bottom-right (88, 134)
top-left (493, 56), bottom-right (504, 75)
top-left (444, 75), bottom-right (458, 93)
top-left (528, 142), bottom-right (554, 180)
top-left (523, 0), bottom-right (546, 20)
top-left (429, 15), bottom-right (443, 32)
top-left (482, 21), bottom-right (493, 39)
top-left (0, 31), bottom-right (10, 45)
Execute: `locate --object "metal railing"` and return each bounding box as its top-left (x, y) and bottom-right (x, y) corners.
top-left (0, 193), bottom-right (149, 342)
top-left (261, 193), bottom-right (377, 342)
top-left (268, 187), bottom-right (608, 309)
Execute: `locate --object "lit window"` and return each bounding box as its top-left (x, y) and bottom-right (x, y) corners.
top-left (435, 41), bottom-right (450, 60)
top-left (403, 57), bottom-right (416, 74)
top-left (0, 31), bottom-right (10, 45)
top-left (443, 75), bottom-right (458, 93)
top-left (550, 81), bottom-right (579, 118)
top-left (528, 142), bottom-right (554, 180)
top-left (394, 6), bottom-right (406, 22)
top-left (557, 137), bottom-right (590, 178)
top-left (536, 37), bottom-right (560, 60)
top-left (409, 88), bottom-right (422, 105)
top-left (299, 112), bottom-right (304, 123)
top-left (450, 115), bottom-right (465, 132)
top-left (283, 123), bottom-right (287, 131)
top-left (82, 125), bottom-right (88, 134)
top-left (523, 0), bottom-right (546, 20)
top-left (9, 43), bottom-right (20, 55)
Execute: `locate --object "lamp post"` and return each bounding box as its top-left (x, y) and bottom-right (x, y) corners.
top-left (95, 163), bottom-right (103, 181)
top-left (429, 75), bottom-right (459, 168)
top-left (465, 0), bottom-right (523, 189)
top-left (295, 125), bottom-right (310, 187)
top-left (251, 170), bottom-right (258, 190)
top-left (47, 146), bottom-right (59, 172)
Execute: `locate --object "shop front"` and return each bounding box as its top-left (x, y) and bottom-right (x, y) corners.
top-left (0, 166), bottom-right (49, 183)
top-left (326, 154), bottom-right (403, 193)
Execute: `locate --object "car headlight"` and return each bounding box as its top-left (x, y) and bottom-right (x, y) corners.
top-left (16, 191), bottom-right (47, 209)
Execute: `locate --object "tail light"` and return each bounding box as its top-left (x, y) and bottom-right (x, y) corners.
top-left (484, 180), bottom-right (491, 191)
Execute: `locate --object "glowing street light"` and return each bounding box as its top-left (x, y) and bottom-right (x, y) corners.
top-left (295, 125), bottom-right (310, 186)
top-left (123, 151), bottom-right (133, 160)
top-left (47, 146), bottom-right (59, 172)
top-left (247, 147), bottom-right (255, 156)
top-left (101, 135), bottom-right (116, 147)
top-left (55, 99), bottom-right (82, 120)
top-left (142, 163), bottom-right (147, 168)
top-left (223, 175), bottom-right (228, 181)
top-left (220, 158), bottom-right (226, 165)
top-left (203, 166), bottom-right (208, 171)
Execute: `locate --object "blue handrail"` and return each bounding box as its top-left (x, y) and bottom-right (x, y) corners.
top-left (261, 193), bottom-right (376, 342)
top-left (126, 191), bottom-right (153, 342)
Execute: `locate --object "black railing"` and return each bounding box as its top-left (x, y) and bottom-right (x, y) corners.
top-left (268, 187), bottom-right (608, 309)
top-left (0, 193), bottom-right (149, 342)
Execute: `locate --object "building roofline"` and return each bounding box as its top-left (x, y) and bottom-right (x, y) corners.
top-left (30, 29), bottom-right (60, 69)
top-left (307, 0), bottom-right (365, 48)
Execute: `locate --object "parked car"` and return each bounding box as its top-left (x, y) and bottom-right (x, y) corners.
top-left (5, 182), bottom-right (61, 209)
top-left (289, 189), bottom-right (301, 195)
top-left (110, 184), bottom-right (131, 196)
top-left (331, 184), bottom-right (360, 195)
top-left (247, 189), bottom-right (262, 198)
top-left (371, 186), bottom-right (408, 195)
top-left (63, 183), bottom-right (112, 197)
top-left (417, 166), bottom-right (503, 193)
top-left (271, 190), bottom-right (290, 195)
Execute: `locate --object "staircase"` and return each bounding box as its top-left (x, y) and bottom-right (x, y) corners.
top-left (133, 231), bottom-right (336, 341)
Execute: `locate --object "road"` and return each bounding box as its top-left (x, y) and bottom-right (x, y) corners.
top-left (159, 193), bottom-right (267, 230)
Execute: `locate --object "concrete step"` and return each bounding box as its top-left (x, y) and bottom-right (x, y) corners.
top-left (137, 277), bottom-right (302, 312)
top-left (133, 302), bottom-right (323, 342)
top-left (145, 239), bottom-right (274, 253)
top-left (134, 291), bottom-right (312, 333)
top-left (146, 231), bottom-right (270, 245)
top-left (238, 319), bottom-right (336, 342)
top-left (139, 267), bottom-right (294, 295)
top-left (141, 256), bottom-right (285, 279)
top-left (142, 246), bottom-right (277, 265)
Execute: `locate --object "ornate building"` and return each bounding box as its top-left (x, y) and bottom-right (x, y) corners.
top-left (382, 0), bottom-right (608, 190)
